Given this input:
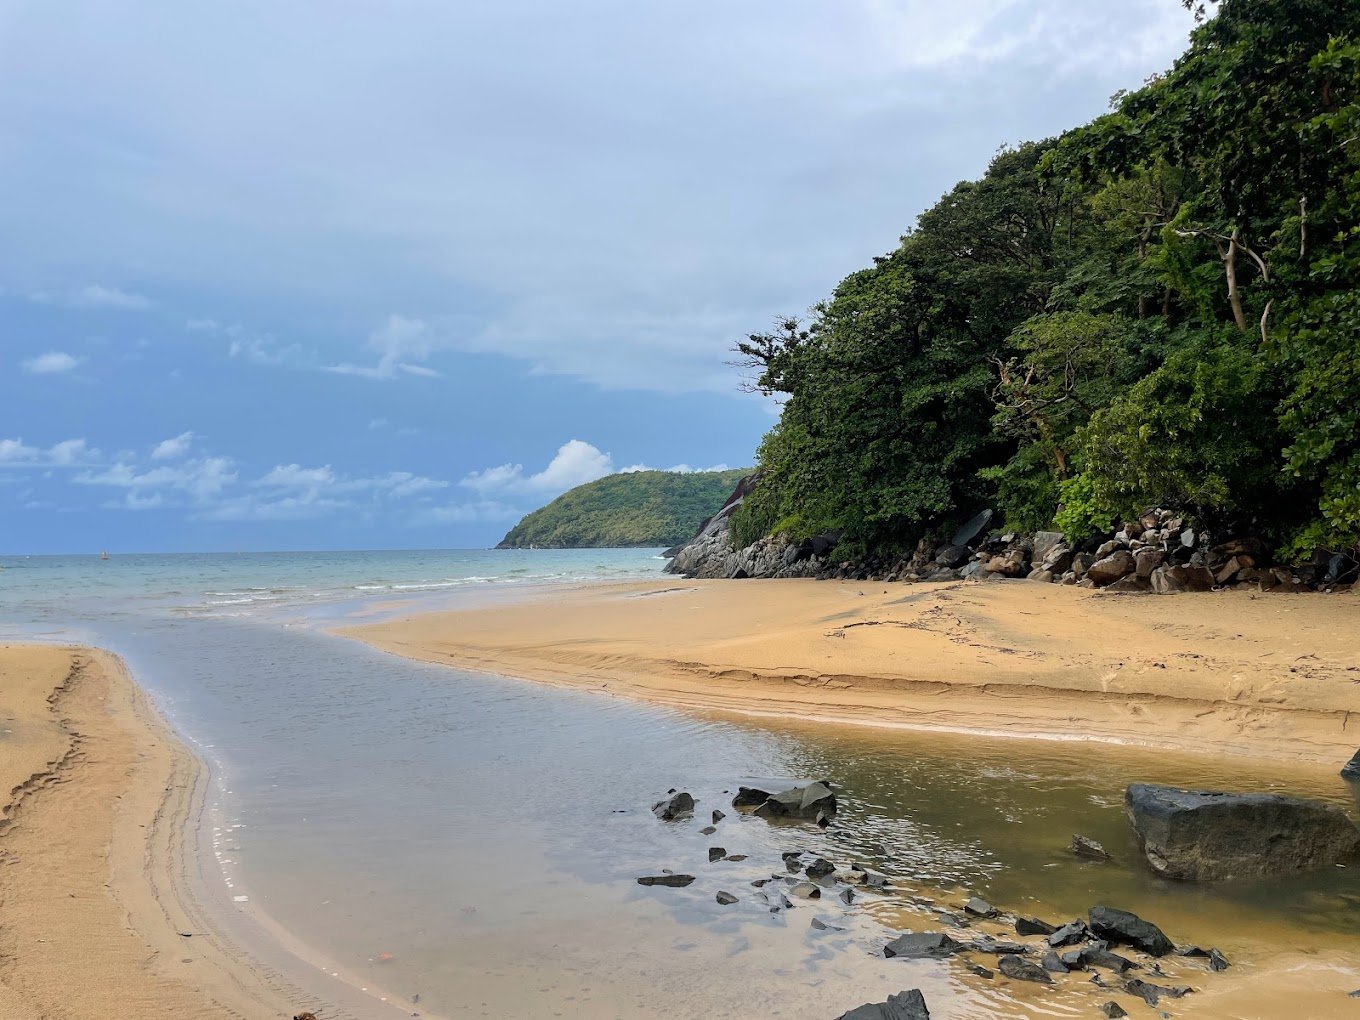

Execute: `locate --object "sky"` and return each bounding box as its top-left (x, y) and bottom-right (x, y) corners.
top-left (1, 1), bottom-right (1196, 553)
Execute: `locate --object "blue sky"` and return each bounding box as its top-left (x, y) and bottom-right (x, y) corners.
top-left (2, 1), bottom-right (1194, 553)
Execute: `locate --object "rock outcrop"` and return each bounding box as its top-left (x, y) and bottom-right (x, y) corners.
top-left (836, 989), bottom-right (931, 1020)
top-left (1125, 783), bottom-right (1360, 880)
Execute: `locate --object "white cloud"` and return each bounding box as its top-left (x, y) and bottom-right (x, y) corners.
top-left (461, 440), bottom-right (615, 496)
top-left (22, 351), bottom-right (82, 374)
top-left (256, 463), bottom-right (336, 488)
top-left (0, 437), bottom-right (100, 467)
top-left (325, 315), bottom-right (442, 380)
top-left (76, 456), bottom-right (238, 502)
top-left (150, 431), bottom-right (195, 460)
top-left (620, 462), bottom-right (731, 474)
top-left (30, 284), bottom-right (151, 309)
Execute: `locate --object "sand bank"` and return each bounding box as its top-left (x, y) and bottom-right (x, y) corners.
top-left (346, 578), bottom-right (1360, 770)
top-left (0, 644), bottom-right (301, 1019)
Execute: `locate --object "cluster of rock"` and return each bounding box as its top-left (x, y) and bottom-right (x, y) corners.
top-left (666, 479), bottom-right (1358, 594)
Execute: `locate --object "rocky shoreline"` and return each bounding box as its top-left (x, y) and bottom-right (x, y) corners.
top-left (638, 777), bottom-right (1360, 1019)
top-left (667, 478), bottom-right (1358, 595)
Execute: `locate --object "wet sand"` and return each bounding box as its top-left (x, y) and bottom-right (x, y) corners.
top-left (0, 644), bottom-right (299, 1019)
top-left (346, 578), bottom-right (1360, 769)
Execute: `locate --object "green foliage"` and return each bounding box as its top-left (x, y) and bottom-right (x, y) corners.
top-left (497, 469), bottom-right (750, 549)
top-left (734, 0), bottom-right (1360, 561)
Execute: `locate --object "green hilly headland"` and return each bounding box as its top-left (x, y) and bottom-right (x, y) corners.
top-left (496, 469), bottom-right (750, 549)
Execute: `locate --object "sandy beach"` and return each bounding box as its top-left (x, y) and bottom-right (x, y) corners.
top-left (0, 644), bottom-right (300, 1020)
top-left (346, 578), bottom-right (1360, 771)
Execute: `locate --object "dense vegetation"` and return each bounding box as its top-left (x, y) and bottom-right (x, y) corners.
top-left (497, 469), bottom-right (750, 548)
top-left (731, 0), bottom-right (1360, 566)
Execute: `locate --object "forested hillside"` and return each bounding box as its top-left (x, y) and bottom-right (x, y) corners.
top-left (731, 0), bottom-right (1360, 566)
top-left (498, 469), bottom-right (750, 548)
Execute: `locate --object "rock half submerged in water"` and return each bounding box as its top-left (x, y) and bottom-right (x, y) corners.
top-left (1125, 783), bottom-right (1360, 880)
top-left (836, 988), bottom-right (930, 1020)
top-left (1088, 906), bottom-right (1174, 957)
top-left (733, 781), bottom-right (838, 823)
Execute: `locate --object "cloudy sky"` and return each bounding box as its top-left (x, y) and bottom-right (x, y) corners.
top-left (1, 1), bottom-right (1195, 553)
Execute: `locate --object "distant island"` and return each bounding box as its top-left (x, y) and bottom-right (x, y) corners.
top-left (497, 469), bottom-right (749, 549)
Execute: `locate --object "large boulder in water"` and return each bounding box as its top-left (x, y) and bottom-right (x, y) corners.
top-left (837, 989), bottom-right (931, 1020)
top-left (749, 781), bottom-right (837, 822)
top-left (1088, 906), bottom-right (1174, 956)
top-left (1125, 783), bottom-right (1360, 880)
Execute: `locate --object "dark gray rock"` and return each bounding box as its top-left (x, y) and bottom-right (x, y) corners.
top-left (708, 847), bottom-right (726, 862)
top-left (1015, 916), bottom-right (1057, 936)
top-left (806, 857), bottom-right (836, 881)
top-left (1072, 834), bottom-right (1111, 860)
top-left (883, 932), bottom-right (964, 959)
top-left (1124, 978), bottom-right (1191, 1006)
top-left (968, 937), bottom-right (1030, 955)
top-left (712, 809), bottom-right (726, 823)
top-left (838, 887), bottom-right (855, 905)
top-left (1135, 548), bottom-right (1165, 579)
top-left (998, 954), bottom-right (1052, 983)
top-left (1047, 920), bottom-right (1089, 947)
top-left (963, 896), bottom-right (995, 918)
top-left (637, 874), bottom-right (695, 887)
top-left (1068, 943), bottom-right (1139, 973)
top-left (836, 989), bottom-right (931, 1020)
top-left (1088, 906), bottom-right (1174, 957)
top-left (966, 964), bottom-right (994, 979)
top-left (1208, 948), bottom-right (1230, 972)
top-left (789, 881), bottom-right (822, 899)
top-left (1341, 749), bottom-right (1360, 781)
top-left (752, 781), bottom-right (838, 821)
top-left (1099, 1002), bottom-right (1128, 1018)
top-left (935, 544), bottom-right (972, 568)
top-left (952, 510), bottom-right (993, 547)
top-left (1150, 564), bottom-right (1215, 594)
top-left (700, 825), bottom-right (717, 835)
top-left (810, 916), bottom-right (845, 932)
top-left (1125, 783), bottom-right (1360, 881)
top-left (732, 787), bottom-right (771, 808)
top-left (715, 890), bottom-right (738, 905)
top-left (1041, 951), bottom-right (1069, 973)
top-left (652, 791), bottom-right (695, 821)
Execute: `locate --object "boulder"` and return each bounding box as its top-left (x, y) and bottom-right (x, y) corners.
top-left (1071, 552), bottom-right (1097, 577)
top-left (1099, 1002), bottom-right (1128, 1019)
top-left (731, 787), bottom-right (771, 808)
top-left (1341, 749), bottom-right (1360, 781)
top-left (934, 544), bottom-right (972, 568)
top-left (925, 568), bottom-right (962, 582)
top-left (951, 510), bottom-right (994, 547)
top-left (1032, 531), bottom-right (1066, 564)
top-left (883, 932), bottom-right (964, 959)
top-left (1040, 951), bottom-right (1069, 973)
top-left (1027, 568), bottom-right (1055, 583)
top-left (1015, 917), bottom-right (1057, 937)
top-left (715, 890), bottom-right (738, 905)
top-left (708, 846), bottom-right (726, 862)
top-left (752, 781), bottom-right (838, 822)
top-left (836, 989), bottom-right (931, 1020)
top-left (1041, 546), bottom-right (1075, 574)
top-left (1086, 551), bottom-right (1136, 586)
top-left (963, 897), bottom-right (995, 918)
top-left (985, 550), bottom-right (1028, 577)
top-left (1047, 920), bottom-right (1089, 947)
top-left (1106, 575), bottom-right (1151, 593)
top-left (805, 857), bottom-right (836, 881)
top-left (1134, 548), bottom-right (1164, 578)
top-left (652, 791), bottom-right (695, 820)
top-left (1125, 783), bottom-right (1360, 880)
top-left (1150, 564), bottom-right (1215, 594)
top-left (1088, 906), bottom-right (1174, 957)
top-left (998, 954), bottom-right (1051, 983)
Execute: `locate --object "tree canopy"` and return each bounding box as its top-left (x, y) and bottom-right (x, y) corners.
top-left (733, 0), bottom-right (1360, 564)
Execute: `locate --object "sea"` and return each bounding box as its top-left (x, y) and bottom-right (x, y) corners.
top-left (1, 549), bottom-right (1358, 1019)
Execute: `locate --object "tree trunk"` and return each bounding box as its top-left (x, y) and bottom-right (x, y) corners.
top-left (1224, 228), bottom-right (1250, 332)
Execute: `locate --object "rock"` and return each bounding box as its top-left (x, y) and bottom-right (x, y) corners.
top-left (700, 826), bottom-right (717, 835)
top-left (725, 854), bottom-right (747, 862)
top-left (1015, 917), bottom-right (1057, 936)
top-left (883, 932), bottom-right (965, 959)
top-left (967, 964), bottom-right (994, 979)
top-left (1072, 552), bottom-right (1097, 577)
top-left (1087, 551), bottom-right (1136, 586)
top-left (1032, 531), bottom-right (1065, 565)
top-left (968, 937), bottom-right (1030, 955)
top-left (838, 887), bottom-right (855, 905)
top-left (790, 881), bottom-right (822, 899)
top-left (1042, 547), bottom-right (1075, 574)
top-left (963, 897), bottom-right (995, 918)
top-left (652, 791), bottom-right (695, 820)
top-left (935, 544), bottom-right (972, 568)
top-left (805, 857), bottom-right (836, 881)
top-left (712, 809), bottom-right (726, 823)
top-left (1208, 948), bottom-right (1230, 972)
top-left (732, 787), bottom-right (771, 808)
top-left (1041, 951), bottom-right (1069, 973)
top-left (637, 874), bottom-right (695, 887)
top-left (836, 989), bottom-right (931, 1020)
top-left (716, 890), bottom-right (738, 905)
top-left (810, 916), bottom-right (845, 931)
top-left (952, 510), bottom-right (994, 547)
top-left (752, 781), bottom-right (838, 821)
top-left (925, 567), bottom-right (962, 582)
top-left (1072, 835), bottom-right (1111, 860)
top-left (1214, 555), bottom-right (1255, 584)
top-left (1106, 574), bottom-right (1150, 593)
top-left (998, 954), bottom-right (1052, 983)
top-left (1099, 1002), bottom-right (1128, 1018)
top-left (1124, 979), bottom-right (1191, 1006)
top-left (1027, 568), bottom-right (1055, 583)
top-left (708, 847), bottom-right (726, 862)
top-left (1341, 749), bottom-right (1360, 780)
top-left (1068, 943), bottom-right (1139, 973)
top-left (1088, 906), bottom-right (1174, 957)
top-left (1150, 564), bottom-right (1215, 594)
top-left (1048, 920), bottom-right (1089, 947)
top-left (985, 550), bottom-right (1028, 577)
top-left (1125, 783), bottom-right (1360, 881)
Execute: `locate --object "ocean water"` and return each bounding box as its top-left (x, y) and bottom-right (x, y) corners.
top-left (2, 549), bottom-right (1359, 1019)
